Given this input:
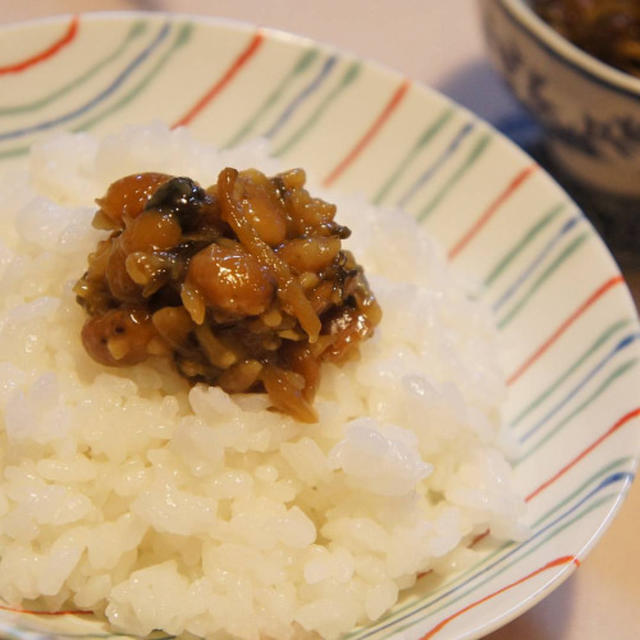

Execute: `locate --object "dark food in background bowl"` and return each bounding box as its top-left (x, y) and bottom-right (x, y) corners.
top-left (532, 0), bottom-right (640, 77)
top-left (74, 168), bottom-right (381, 423)
top-left (481, 0), bottom-right (640, 239)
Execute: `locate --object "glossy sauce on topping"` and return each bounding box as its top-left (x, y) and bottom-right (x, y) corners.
top-left (75, 168), bottom-right (380, 422)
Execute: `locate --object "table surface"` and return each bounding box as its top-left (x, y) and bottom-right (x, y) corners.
top-left (2, 2), bottom-right (639, 639)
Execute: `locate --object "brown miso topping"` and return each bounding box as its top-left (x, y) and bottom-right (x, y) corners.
top-left (94, 172), bottom-right (172, 229)
top-left (186, 242), bottom-right (275, 317)
top-left (74, 168), bottom-right (381, 423)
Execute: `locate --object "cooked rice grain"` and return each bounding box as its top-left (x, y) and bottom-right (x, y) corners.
top-left (0, 123), bottom-right (526, 640)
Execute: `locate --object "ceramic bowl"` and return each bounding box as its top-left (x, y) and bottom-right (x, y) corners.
top-left (0, 12), bottom-right (639, 640)
top-left (479, 0), bottom-right (640, 201)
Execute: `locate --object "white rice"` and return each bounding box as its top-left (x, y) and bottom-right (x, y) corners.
top-left (0, 123), bottom-right (526, 640)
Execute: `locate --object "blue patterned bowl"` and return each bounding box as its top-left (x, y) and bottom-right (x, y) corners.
top-left (0, 11), bottom-right (639, 640)
top-left (480, 0), bottom-right (640, 201)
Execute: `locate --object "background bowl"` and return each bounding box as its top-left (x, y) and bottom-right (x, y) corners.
top-left (479, 0), bottom-right (640, 205)
top-left (0, 12), bottom-right (639, 640)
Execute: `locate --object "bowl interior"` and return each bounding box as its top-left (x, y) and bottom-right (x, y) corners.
top-left (0, 12), bottom-right (639, 640)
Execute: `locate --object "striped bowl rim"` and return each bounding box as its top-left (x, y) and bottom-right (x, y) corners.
top-left (0, 12), bottom-right (638, 640)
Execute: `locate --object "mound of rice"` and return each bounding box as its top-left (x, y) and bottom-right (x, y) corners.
top-left (0, 123), bottom-right (526, 640)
